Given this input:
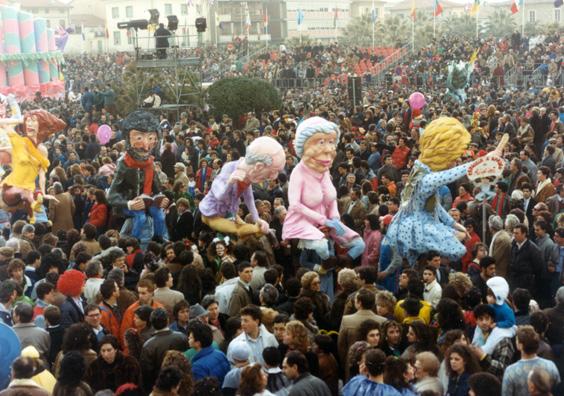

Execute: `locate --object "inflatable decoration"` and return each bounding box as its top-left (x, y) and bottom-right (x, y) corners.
top-left (96, 124), bottom-right (112, 145)
top-left (0, 5), bottom-right (65, 100)
top-left (0, 322), bottom-right (21, 390)
top-left (107, 111), bottom-right (169, 244)
top-left (446, 61), bottom-right (473, 103)
top-left (0, 103), bottom-right (66, 223)
top-left (384, 117), bottom-right (507, 265)
top-left (408, 92), bottom-right (426, 111)
top-left (282, 117), bottom-right (366, 269)
top-left (199, 136), bottom-right (285, 237)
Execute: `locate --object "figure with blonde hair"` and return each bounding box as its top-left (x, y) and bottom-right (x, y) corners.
top-left (384, 117), bottom-right (506, 265)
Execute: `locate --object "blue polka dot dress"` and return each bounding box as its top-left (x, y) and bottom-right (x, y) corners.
top-left (385, 160), bottom-right (471, 265)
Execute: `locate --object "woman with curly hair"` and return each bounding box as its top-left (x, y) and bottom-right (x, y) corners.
top-left (384, 356), bottom-right (417, 396)
top-left (53, 323), bottom-right (97, 377)
top-left (298, 271), bottom-right (331, 329)
top-left (380, 320), bottom-right (405, 357)
top-left (161, 350), bottom-right (193, 396)
top-left (238, 364), bottom-right (274, 396)
top-left (53, 351), bottom-right (94, 396)
top-left (283, 320), bottom-right (319, 377)
top-left (445, 344), bottom-right (481, 396)
top-left (401, 321), bottom-right (438, 362)
top-left (84, 335), bottom-right (142, 393)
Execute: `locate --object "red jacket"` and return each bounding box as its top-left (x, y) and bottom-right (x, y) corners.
top-left (88, 203), bottom-right (108, 228)
top-left (391, 146), bottom-right (410, 170)
top-left (461, 231), bottom-right (481, 272)
top-left (99, 301), bottom-right (121, 340)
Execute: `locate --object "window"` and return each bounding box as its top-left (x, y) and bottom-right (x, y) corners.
top-left (181, 4), bottom-right (188, 15)
top-left (112, 7), bottom-right (119, 19)
top-left (113, 31), bottom-right (121, 45)
top-left (46, 20), bottom-right (51, 27)
top-left (126, 6), bottom-right (133, 18)
top-left (529, 10), bottom-right (535, 23)
top-left (44, 8), bottom-right (49, 14)
top-left (555, 9), bottom-right (561, 23)
top-left (165, 3), bottom-right (173, 15)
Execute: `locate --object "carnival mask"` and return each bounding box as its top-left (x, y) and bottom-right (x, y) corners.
top-left (128, 129), bottom-right (158, 161)
top-left (302, 132), bottom-right (337, 174)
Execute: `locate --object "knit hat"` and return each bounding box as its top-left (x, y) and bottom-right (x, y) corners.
top-left (486, 276), bottom-right (509, 306)
top-left (293, 116), bottom-right (340, 158)
top-left (57, 269), bottom-right (86, 297)
top-left (230, 341), bottom-right (251, 362)
top-left (189, 303), bottom-right (208, 319)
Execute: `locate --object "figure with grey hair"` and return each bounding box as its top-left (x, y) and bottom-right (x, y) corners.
top-left (48, 181), bottom-right (75, 234)
top-left (199, 136), bottom-right (285, 237)
top-left (283, 117), bottom-right (366, 267)
top-left (488, 215), bottom-right (512, 278)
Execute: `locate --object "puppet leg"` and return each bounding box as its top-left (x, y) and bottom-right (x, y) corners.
top-left (202, 215), bottom-right (262, 237)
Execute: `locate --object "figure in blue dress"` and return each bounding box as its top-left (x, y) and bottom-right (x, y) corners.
top-left (384, 117), bottom-right (506, 265)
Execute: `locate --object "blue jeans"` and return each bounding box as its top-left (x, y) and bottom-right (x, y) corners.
top-left (124, 206), bottom-right (166, 240)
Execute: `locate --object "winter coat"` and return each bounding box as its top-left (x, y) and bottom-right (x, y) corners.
top-left (84, 352), bottom-right (142, 392)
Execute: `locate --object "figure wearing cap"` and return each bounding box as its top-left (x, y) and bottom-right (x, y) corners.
top-left (107, 111), bottom-right (170, 243)
top-left (199, 136), bottom-right (285, 237)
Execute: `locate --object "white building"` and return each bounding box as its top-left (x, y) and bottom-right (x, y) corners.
top-left (385, 0), bottom-right (467, 19)
top-left (488, 0), bottom-right (562, 26)
top-left (350, 0), bottom-right (387, 20)
top-left (286, 0), bottom-right (351, 41)
top-left (16, 0), bottom-right (72, 29)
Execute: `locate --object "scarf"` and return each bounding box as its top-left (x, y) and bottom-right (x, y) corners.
top-left (124, 153), bottom-right (154, 195)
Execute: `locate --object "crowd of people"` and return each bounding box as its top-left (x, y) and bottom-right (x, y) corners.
top-left (0, 31), bottom-right (562, 396)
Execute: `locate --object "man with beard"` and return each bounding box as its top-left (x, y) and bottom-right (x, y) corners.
top-left (107, 111), bottom-right (169, 242)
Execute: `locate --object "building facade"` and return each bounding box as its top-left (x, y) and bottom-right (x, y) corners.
top-left (15, 0), bottom-right (72, 29)
top-left (286, 0), bottom-right (351, 41)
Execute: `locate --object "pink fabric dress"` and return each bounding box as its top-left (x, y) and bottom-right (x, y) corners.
top-left (283, 161), bottom-right (359, 244)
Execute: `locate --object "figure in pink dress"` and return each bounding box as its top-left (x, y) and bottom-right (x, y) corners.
top-left (282, 117), bottom-right (365, 268)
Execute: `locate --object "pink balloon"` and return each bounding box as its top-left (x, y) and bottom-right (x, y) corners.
top-left (409, 92), bottom-right (426, 110)
top-left (97, 124), bottom-right (112, 145)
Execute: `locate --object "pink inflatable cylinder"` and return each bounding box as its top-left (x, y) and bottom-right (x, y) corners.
top-left (47, 29), bottom-right (59, 81)
top-left (0, 8), bottom-right (7, 88)
top-left (1, 6), bottom-right (25, 89)
top-left (18, 11), bottom-right (40, 88)
top-left (33, 19), bottom-right (50, 84)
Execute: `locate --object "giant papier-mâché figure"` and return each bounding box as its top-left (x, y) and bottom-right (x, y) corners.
top-left (384, 117), bottom-right (507, 265)
top-left (107, 110), bottom-right (169, 241)
top-left (199, 136), bottom-right (285, 237)
top-left (0, 95), bottom-right (67, 223)
top-left (282, 117), bottom-right (366, 267)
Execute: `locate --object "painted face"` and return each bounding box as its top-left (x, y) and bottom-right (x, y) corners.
top-left (302, 132), bottom-right (337, 173)
top-left (246, 149), bottom-right (286, 183)
top-left (25, 115), bottom-right (39, 143)
top-left (129, 130), bottom-right (158, 160)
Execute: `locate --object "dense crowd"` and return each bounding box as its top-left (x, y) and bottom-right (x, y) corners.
top-left (0, 32), bottom-right (563, 396)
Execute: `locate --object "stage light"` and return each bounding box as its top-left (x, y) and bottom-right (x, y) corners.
top-left (195, 17), bottom-right (207, 33)
top-left (148, 9), bottom-right (160, 25)
top-left (167, 15), bottom-right (178, 31)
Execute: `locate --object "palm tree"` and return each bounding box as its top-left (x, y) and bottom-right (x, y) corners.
top-left (341, 14), bottom-right (375, 47)
top-left (381, 15), bottom-right (411, 47)
top-left (484, 9), bottom-right (516, 38)
top-left (440, 14), bottom-right (475, 40)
